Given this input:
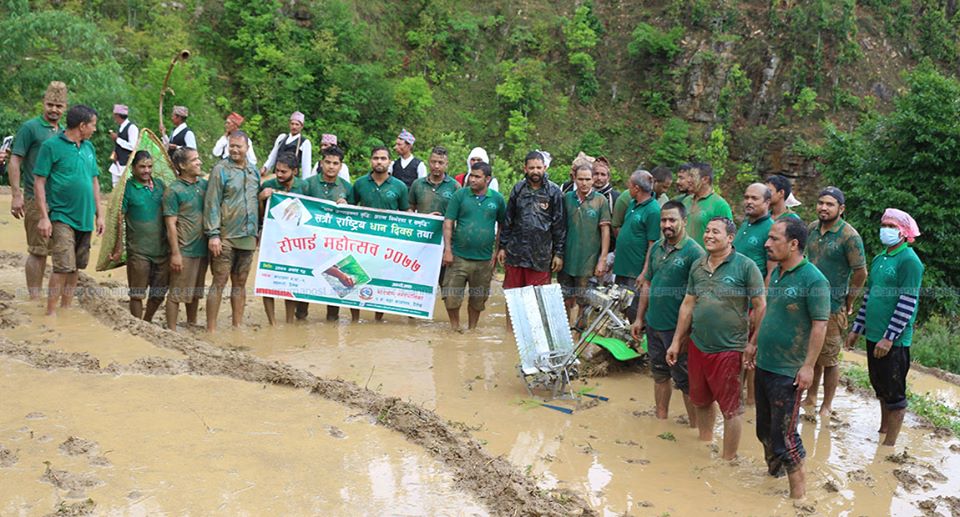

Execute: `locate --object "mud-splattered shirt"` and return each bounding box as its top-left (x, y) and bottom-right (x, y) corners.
top-left (12, 116), bottom-right (62, 199)
top-left (122, 178), bottom-right (169, 262)
top-left (687, 249), bottom-right (764, 353)
top-left (562, 190), bottom-right (611, 277)
top-left (733, 213), bottom-right (773, 277)
top-left (304, 176), bottom-right (352, 203)
top-left (806, 218), bottom-right (866, 313)
top-left (644, 235), bottom-right (704, 332)
top-left (163, 177), bottom-right (208, 258)
top-left (612, 196), bottom-right (661, 279)
top-left (409, 174), bottom-right (458, 215)
top-left (204, 159), bottom-right (260, 250)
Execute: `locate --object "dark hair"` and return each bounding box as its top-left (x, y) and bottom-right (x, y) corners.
top-left (431, 145), bottom-right (448, 157)
top-left (677, 163), bottom-right (695, 173)
top-left (778, 218), bottom-right (808, 251)
top-left (276, 152), bottom-right (299, 170)
top-left (573, 164), bottom-right (593, 176)
top-left (228, 129), bottom-right (248, 140)
top-left (322, 145), bottom-right (344, 161)
top-left (651, 165), bottom-right (673, 182)
top-left (766, 174), bottom-right (792, 198)
top-left (708, 216), bottom-right (736, 236)
top-left (471, 161), bottom-right (492, 177)
top-left (116, 113), bottom-right (128, 120)
top-left (694, 162), bottom-right (714, 183)
top-left (170, 147), bottom-right (195, 173)
top-left (131, 150), bottom-right (152, 167)
top-left (524, 151), bottom-right (545, 165)
top-left (371, 145), bottom-right (389, 157)
top-left (66, 105), bottom-right (98, 129)
top-left (661, 200), bottom-right (687, 219)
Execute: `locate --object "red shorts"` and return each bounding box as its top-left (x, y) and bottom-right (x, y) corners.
top-left (688, 341), bottom-right (743, 419)
top-left (503, 265), bottom-right (551, 289)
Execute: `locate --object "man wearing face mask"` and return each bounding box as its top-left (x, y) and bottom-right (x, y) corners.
top-left (846, 208), bottom-right (924, 447)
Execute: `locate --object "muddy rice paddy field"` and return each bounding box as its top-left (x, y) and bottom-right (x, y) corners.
top-left (1, 203), bottom-right (959, 516)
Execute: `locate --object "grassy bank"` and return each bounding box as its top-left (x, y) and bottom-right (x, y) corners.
top-left (910, 316), bottom-right (960, 376)
top-left (841, 362), bottom-right (960, 436)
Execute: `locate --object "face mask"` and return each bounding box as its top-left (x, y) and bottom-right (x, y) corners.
top-left (880, 227), bottom-right (902, 246)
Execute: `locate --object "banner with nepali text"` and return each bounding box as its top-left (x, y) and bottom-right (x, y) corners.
top-left (254, 192), bottom-right (444, 319)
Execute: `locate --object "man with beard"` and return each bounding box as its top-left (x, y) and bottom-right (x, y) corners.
top-left (746, 218), bottom-right (829, 499)
top-left (498, 151), bottom-right (566, 290)
top-left (632, 200), bottom-right (703, 426)
top-left (351, 146), bottom-right (409, 322)
top-left (611, 169), bottom-right (661, 323)
top-left (204, 130), bottom-right (260, 332)
top-left (108, 104), bottom-right (138, 187)
top-left (733, 183), bottom-right (775, 280)
top-left (442, 161), bottom-right (506, 330)
top-left (8, 81), bottom-right (67, 299)
top-left (409, 146), bottom-right (458, 216)
top-left (672, 163), bottom-right (695, 207)
top-left (262, 111), bottom-right (311, 179)
top-left (592, 156), bottom-right (619, 212)
top-left (390, 129), bottom-right (426, 187)
top-left (667, 217), bottom-right (764, 461)
top-left (212, 112), bottom-right (257, 165)
top-left (802, 187), bottom-right (867, 417)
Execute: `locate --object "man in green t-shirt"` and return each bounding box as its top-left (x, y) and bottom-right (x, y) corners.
top-left (442, 161), bottom-right (506, 330)
top-left (684, 162), bottom-right (733, 247)
top-left (350, 146), bottom-right (409, 322)
top-left (409, 146), bottom-right (458, 216)
top-left (560, 164), bottom-right (610, 319)
top-left (802, 187), bottom-right (867, 417)
top-left (847, 208), bottom-right (924, 447)
top-left (667, 217), bottom-right (764, 461)
top-left (733, 183), bottom-right (774, 279)
top-left (611, 169), bottom-right (660, 322)
top-left (766, 174), bottom-right (802, 222)
top-left (631, 200), bottom-right (704, 426)
top-left (33, 105), bottom-right (104, 317)
top-left (746, 218), bottom-right (829, 499)
top-left (204, 130), bottom-right (261, 332)
top-left (164, 148), bottom-right (208, 331)
top-left (651, 165), bottom-right (673, 207)
top-left (8, 81), bottom-right (67, 299)
top-left (258, 152), bottom-right (308, 325)
top-left (109, 151), bottom-right (169, 322)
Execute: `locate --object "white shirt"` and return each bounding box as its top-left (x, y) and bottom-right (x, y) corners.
top-left (169, 122), bottom-right (196, 149)
top-left (116, 120), bottom-right (138, 153)
top-left (389, 155), bottom-right (427, 180)
top-left (307, 161), bottom-right (350, 181)
top-left (264, 133), bottom-right (311, 174)
top-left (212, 135), bottom-right (258, 165)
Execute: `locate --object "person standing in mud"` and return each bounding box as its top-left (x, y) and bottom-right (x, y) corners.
top-left (497, 151), bottom-right (565, 290)
top-left (258, 152), bottom-right (308, 325)
top-left (802, 187), bottom-right (867, 418)
top-left (560, 163), bottom-right (610, 320)
top-left (408, 146), bottom-right (458, 216)
top-left (8, 81), bottom-right (67, 299)
top-left (611, 169), bottom-right (660, 323)
top-left (745, 218), bottom-right (829, 499)
top-left (109, 151), bottom-right (169, 322)
top-left (164, 148), bottom-right (208, 330)
top-left (304, 145), bottom-right (352, 321)
top-left (442, 161), bottom-right (505, 331)
top-left (846, 208), bottom-right (924, 447)
top-left (203, 130), bottom-right (260, 332)
top-left (631, 201), bottom-right (703, 427)
top-left (666, 217), bottom-right (765, 461)
top-left (350, 145), bottom-right (409, 322)
top-left (33, 104), bottom-right (104, 316)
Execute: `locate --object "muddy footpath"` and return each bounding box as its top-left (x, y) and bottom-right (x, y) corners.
top-left (1, 208), bottom-right (960, 515)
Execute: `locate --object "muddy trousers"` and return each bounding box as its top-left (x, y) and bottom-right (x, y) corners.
top-left (755, 368), bottom-right (806, 477)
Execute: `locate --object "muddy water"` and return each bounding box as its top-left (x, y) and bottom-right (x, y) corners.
top-left (2, 204), bottom-right (960, 515)
top-left (844, 351), bottom-right (960, 408)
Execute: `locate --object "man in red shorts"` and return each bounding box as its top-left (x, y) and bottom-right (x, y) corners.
top-left (497, 151), bottom-right (566, 289)
top-left (667, 217), bottom-right (765, 460)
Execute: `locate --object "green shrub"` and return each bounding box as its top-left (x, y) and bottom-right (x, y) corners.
top-left (628, 23), bottom-right (684, 61)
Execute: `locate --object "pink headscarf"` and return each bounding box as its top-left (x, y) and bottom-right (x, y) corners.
top-left (881, 208), bottom-right (921, 242)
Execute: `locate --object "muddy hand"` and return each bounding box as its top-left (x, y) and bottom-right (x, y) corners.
top-left (743, 343), bottom-right (757, 370)
top-left (665, 343), bottom-right (679, 366)
top-left (794, 364), bottom-right (813, 389)
top-left (630, 319), bottom-right (644, 340)
top-left (209, 237), bottom-right (222, 257)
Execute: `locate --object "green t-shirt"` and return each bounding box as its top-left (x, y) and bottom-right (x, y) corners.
top-left (756, 259), bottom-right (831, 378)
top-left (32, 134), bottom-right (99, 232)
top-left (204, 159), bottom-right (261, 250)
top-left (686, 192), bottom-right (733, 248)
top-left (163, 177), bottom-right (209, 258)
top-left (732, 214), bottom-right (773, 277)
top-left (259, 177), bottom-right (307, 195)
top-left (611, 190), bottom-right (631, 229)
top-left (644, 235), bottom-right (705, 331)
top-left (351, 173), bottom-right (409, 211)
top-left (775, 209), bottom-right (801, 222)
top-left (12, 116), bottom-right (62, 199)
top-left (612, 197), bottom-right (661, 278)
top-left (864, 243), bottom-right (924, 346)
top-left (687, 250), bottom-right (764, 353)
top-left (122, 178), bottom-right (169, 261)
top-left (806, 219), bottom-right (866, 313)
top-left (445, 187), bottom-right (506, 260)
top-left (562, 191), bottom-right (612, 277)
top-left (304, 175), bottom-right (353, 203)
top-left (409, 175), bottom-right (458, 214)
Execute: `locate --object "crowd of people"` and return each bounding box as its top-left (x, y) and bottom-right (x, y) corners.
top-left (6, 81), bottom-right (927, 500)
